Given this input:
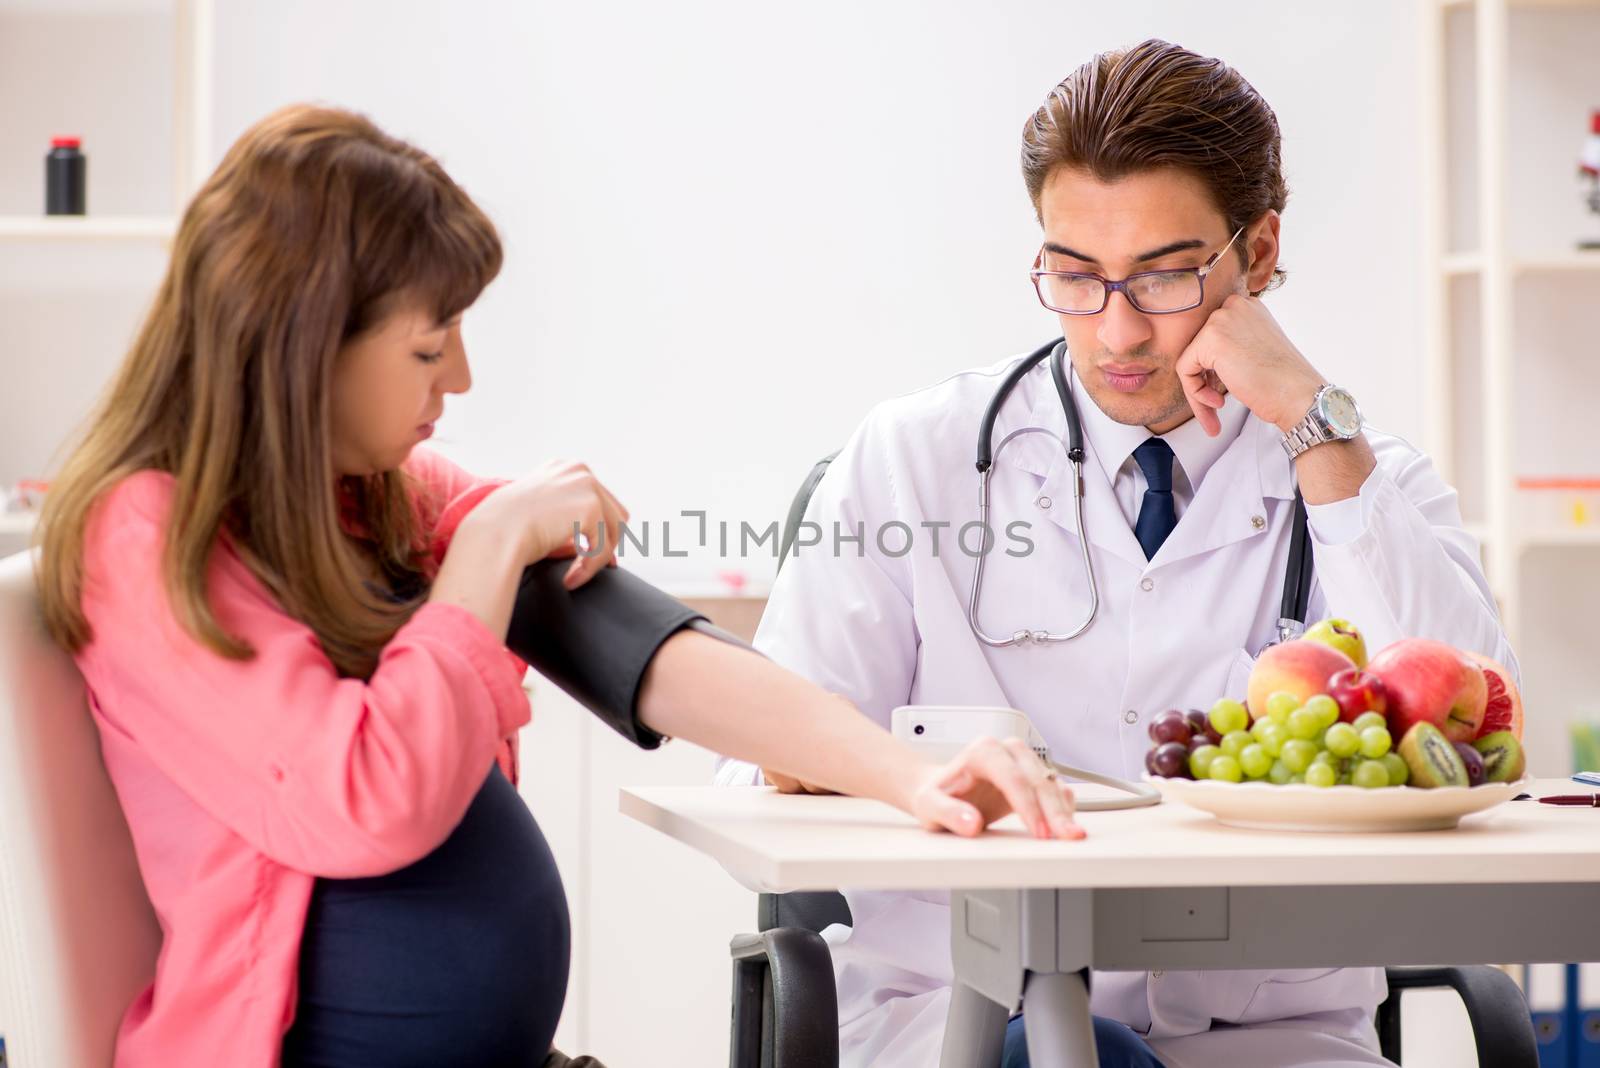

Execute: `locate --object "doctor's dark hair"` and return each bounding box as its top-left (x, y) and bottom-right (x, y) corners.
top-left (36, 104), bottom-right (502, 679)
top-left (1021, 38), bottom-right (1289, 292)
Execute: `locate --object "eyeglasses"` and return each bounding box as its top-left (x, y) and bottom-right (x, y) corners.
top-left (1030, 227), bottom-right (1245, 315)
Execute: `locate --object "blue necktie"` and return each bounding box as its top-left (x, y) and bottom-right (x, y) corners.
top-left (1132, 437), bottom-right (1177, 561)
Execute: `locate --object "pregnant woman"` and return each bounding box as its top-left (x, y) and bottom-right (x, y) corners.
top-left (31, 104), bottom-right (1082, 1067)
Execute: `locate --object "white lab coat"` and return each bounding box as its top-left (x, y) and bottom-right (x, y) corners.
top-left (717, 350), bottom-right (1517, 1068)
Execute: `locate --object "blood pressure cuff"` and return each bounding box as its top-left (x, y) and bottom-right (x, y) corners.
top-left (504, 559), bottom-right (749, 750)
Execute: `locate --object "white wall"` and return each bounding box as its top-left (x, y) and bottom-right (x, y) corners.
top-left (2, 1), bottom-right (1560, 1064)
top-left (201, 4), bottom-right (1446, 1063)
top-left (205, 0), bottom-right (1429, 592)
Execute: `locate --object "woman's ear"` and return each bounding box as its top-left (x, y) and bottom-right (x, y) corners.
top-left (1244, 210), bottom-right (1281, 297)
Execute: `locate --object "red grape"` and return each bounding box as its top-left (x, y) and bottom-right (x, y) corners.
top-left (1151, 741), bottom-right (1191, 778)
top-left (1184, 708), bottom-right (1222, 746)
top-left (1148, 710), bottom-right (1193, 746)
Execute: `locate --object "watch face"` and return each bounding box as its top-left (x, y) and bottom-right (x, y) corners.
top-left (1318, 387), bottom-right (1362, 437)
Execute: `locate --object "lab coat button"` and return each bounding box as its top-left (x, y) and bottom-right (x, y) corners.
top-left (1036, 495), bottom-right (1053, 510)
top-left (1251, 514), bottom-right (1266, 530)
top-left (1139, 577), bottom-right (1155, 592)
top-left (1123, 710), bottom-right (1139, 725)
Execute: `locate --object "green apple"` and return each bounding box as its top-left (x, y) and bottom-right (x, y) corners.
top-left (1303, 618), bottom-right (1368, 669)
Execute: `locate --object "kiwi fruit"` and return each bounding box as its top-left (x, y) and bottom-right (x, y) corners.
top-left (1474, 731), bottom-right (1526, 784)
top-left (1398, 722), bottom-right (1469, 788)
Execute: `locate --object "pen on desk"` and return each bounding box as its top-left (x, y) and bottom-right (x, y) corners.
top-left (1537, 794), bottom-right (1600, 807)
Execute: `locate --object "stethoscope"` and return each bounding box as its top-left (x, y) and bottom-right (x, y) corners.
top-left (967, 338), bottom-right (1314, 655)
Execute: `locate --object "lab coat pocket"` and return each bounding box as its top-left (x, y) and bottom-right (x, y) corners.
top-left (1234, 967), bottom-right (1367, 1024)
top-left (1148, 969), bottom-right (1261, 1036)
top-left (1222, 648), bottom-right (1255, 703)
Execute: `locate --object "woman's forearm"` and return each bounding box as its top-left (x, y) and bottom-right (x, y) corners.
top-left (635, 629), bottom-right (929, 812)
top-left (426, 518), bottom-right (527, 638)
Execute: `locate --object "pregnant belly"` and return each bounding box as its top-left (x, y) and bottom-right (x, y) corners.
top-left (283, 767), bottom-right (570, 1068)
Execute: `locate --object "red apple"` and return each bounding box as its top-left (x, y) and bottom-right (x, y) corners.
top-left (1245, 639), bottom-right (1357, 721)
top-left (1327, 668), bottom-right (1388, 723)
top-left (1367, 638), bottom-right (1487, 744)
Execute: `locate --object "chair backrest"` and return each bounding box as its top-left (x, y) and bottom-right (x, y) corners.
top-left (760, 456), bottom-right (854, 935)
top-left (0, 551), bottom-right (160, 1068)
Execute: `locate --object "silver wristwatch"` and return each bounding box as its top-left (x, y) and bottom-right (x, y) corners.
top-left (1281, 384), bottom-right (1363, 460)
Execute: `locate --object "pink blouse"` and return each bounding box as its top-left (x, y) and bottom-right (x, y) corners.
top-left (73, 450), bottom-right (530, 1067)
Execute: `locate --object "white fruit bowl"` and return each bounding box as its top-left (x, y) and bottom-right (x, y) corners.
top-left (1145, 774), bottom-right (1533, 832)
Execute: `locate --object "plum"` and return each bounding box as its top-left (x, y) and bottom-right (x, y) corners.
top-left (1453, 741), bottom-right (1486, 787)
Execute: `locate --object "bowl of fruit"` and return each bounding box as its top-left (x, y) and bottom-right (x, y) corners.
top-left (1143, 620), bottom-right (1529, 832)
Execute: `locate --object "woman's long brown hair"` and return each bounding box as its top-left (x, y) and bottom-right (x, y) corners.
top-left (35, 104), bottom-right (502, 678)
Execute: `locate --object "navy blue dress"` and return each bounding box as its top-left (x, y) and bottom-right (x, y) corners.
top-left (280, 559), bottom-right (710, 1066)
top-left (281, 766), bottom-right (569, 1067)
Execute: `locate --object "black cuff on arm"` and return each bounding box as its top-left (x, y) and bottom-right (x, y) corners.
top-left (504, 560), bottom-right (749, 750)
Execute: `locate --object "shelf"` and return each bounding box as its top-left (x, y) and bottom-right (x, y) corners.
top-left (1521, 527), bottom-right (1600, 548)
top-left (0, 216), bottom-right (176, 241)
top-left (1437, 250), bottom-right (1600, 276)
top-left (1458, 523), bottom-right (1600, 550)
top-left (1513, 250), bottom-right (1600, 273)
top-left (1441, 0), bottom-right (1600, 8)
top-left (0, 513), bottom-right (37, 537)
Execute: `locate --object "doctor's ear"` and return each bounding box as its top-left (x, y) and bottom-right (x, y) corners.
top-left (1244, 210), bottom-right (1283, 297)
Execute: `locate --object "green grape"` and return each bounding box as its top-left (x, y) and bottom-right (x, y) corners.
top-left (1208, 754), bottom-right (1243, 783)
top-left (1265, 691), bottom-right (1301, 724)
top-left (1305, 762), bottom-right (1338, 788)
top-left (1312, 727), bottom-right (1329, 749)
top-left (1324, 722), bottom-right (1361, 758)
top-left (1189, 744), bottom-right (1223, 779)
top-left (1220, 730), bottom-right (1252, 759)
top-left (1208, 698), bottom-right (1249, 736)
top-left (1280, 739), bottom-right (1317, 774)
top-left (1380, 752), bottom-right (1410, 786)
top-left (1304, 694), bottom-right (1341, 728)
top-left (1312, 748), bottom-right (1339, 767)
top-left (1358, 726), bottom-right (1393, 759)
top-left (1352, 711), bottom-right (1387, 733)
top-left (1250, 718), bottom-right (1273, 742)
top-left (1352, 760), bottom-right (1389, 789)
top-left (1239, 744), bottom-right (1272, 779)
top-left (1289, 773), bottom-right (1306, 783)
top-left (1287, 708), bottom-right (1321, 740)
top-left (1257, 723), bottom-right (1288, 758)
top-left (1267, 759), bottom-right (1294, 785)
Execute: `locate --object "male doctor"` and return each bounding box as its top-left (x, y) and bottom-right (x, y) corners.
top-left (716, 38), bottom-right (1517, 1068)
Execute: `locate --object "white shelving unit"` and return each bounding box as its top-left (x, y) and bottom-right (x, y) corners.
top-left (1419, 0), bottom-right (1600, 651)
top-left (0, 514), bottom-right (36, 538)
top-left (0, 0), bottom-right (211, 540)
top-left (0, 216), bottom-right (176, 241)
top-left (0, 0), bottom-right (210, 243)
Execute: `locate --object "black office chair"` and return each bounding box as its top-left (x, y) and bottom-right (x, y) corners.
top-left (727, 456), bottom-right (1542, 1068)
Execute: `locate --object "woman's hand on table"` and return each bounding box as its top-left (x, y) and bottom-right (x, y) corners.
top-left (765, 736), bottom-right (1086, 841)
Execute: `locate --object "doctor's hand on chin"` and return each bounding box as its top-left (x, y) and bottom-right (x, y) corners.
top-left (763, 734), bottom-right (1086, 841)
top-left (1172, 291), bottom-right (1328, 438)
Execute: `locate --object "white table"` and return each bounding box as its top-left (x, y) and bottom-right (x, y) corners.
top-left (621, 779), bottom-right (1600, 1067)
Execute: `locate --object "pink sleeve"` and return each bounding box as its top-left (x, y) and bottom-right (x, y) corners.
top-left (77, 472), bottom-right (532, 878)
top-left (405, 448), bottom-right (525, 783)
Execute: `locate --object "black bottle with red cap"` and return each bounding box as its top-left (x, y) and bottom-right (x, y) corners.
top-left (45, 136), bottom-right (86, 215)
